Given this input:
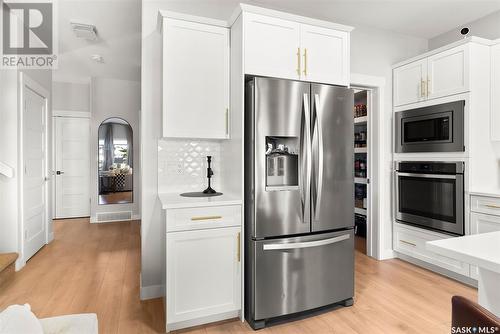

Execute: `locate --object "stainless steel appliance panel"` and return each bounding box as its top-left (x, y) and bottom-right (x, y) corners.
top-left (395, 100), bottom-right (464, 153)
top-left (311, 84), bottom-right (354, 232)
top-left (395, 161), bottom-right (464, 235)
top-left (251, 77), bottom-right (311, 238)
top-left (252, 230), bottom-right (354, 320)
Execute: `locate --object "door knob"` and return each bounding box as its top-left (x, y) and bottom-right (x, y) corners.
top-left (56, 171), bottom-right (64, 175)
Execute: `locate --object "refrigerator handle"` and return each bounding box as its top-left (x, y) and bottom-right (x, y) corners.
top-left (301, 93), bottom-right (312, 224)
top-left (263, 234), bottom-right (350, 251)
top-left (313, 94), bottom-right (324, 222)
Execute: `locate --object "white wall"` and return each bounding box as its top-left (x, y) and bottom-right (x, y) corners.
top-left (53, 82), bottom-right (90, 111)
top-left (0, 70), bottom-right (21, 253)
top-left (141, 1), bottom-right (165, 298)
top-left (91, 77), bottom-right (141, 221)
top-left (0, 69), bottom-right (53, 261)
top-left (140, 1), bottom-right (429, 297)
top-left (350, 27), bottom-right (428, 258)
top-left (429, 10), bottom-right (500, 49)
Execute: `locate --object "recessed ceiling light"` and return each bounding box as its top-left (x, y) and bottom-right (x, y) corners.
top-left (71, 22), bottom-right (97, 40)
top-left (91, 55), bottom-right (104, 63)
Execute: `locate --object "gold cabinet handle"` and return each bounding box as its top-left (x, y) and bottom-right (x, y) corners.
top-left (485, 204), bottom-right (500, 209)
top-left (427, 77), bottom-right (431, 97)
top-left (296, 47), bottom-right (301, 76)
top-left (303, 48), bottom-right (308, 76)
top-left (400, 239), bottom-right (417, 247)
top-left (190, 215), bottom-right (223, 221)
top-left (237, 232), bottom-right (241, 262)
top-left (420, 79), bottom-right (426, 98)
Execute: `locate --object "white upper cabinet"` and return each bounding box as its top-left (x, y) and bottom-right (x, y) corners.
top-left (491, 43), bottom-right (500, 141)
top-left (393, 59), bottom-right (427, 107)
top-left (393, 44), bottom-right (469, 107)
top-left (300, 24), bottom-right (349, 86)
top-left (162, 18), bottom-right (229, 139)
top-left (244, 13), bottom-right (301, 80)
top-left (427, 44), bottom-right (469, 100)
top-left (243, 12), bottom-right (351, 86)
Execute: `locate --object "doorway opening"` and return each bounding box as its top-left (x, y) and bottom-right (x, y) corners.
top-left (353, 88), bottom-right (370, 255)
top-left (351, 73), bottom-right (385, 259)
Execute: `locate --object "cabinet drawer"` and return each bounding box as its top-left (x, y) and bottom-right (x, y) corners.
top-left (166, 205), bottom-right (241, 232)
top-left (471, 195), bottom-right (500, 216)
top-left (394, 224), bottom-right (469, 276)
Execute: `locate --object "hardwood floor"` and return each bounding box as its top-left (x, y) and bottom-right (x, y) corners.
top-left (0, 218), bottom-right (477, 333)
top-left (0, 218), bottom-right (163, 334)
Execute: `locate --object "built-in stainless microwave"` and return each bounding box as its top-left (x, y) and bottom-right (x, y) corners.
top-left (395, 101), bottom-right (465, 153)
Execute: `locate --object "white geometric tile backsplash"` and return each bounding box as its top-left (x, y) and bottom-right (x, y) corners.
top-left (158, 139), bottom-right (221, 193)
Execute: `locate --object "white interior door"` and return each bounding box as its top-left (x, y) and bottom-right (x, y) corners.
top-left (23, 86), bottom-right (47, 261)
top-left (55, 117), bottom-right (90, 218)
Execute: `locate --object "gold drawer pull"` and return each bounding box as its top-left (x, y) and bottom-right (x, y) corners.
top-left (420, 79), bottom-right (426, 98)
top-left (485, 204), bottom-right (500, 209)
top-left (400, 240), bottom-right (417, 247)
top-left (190, 215), bottom-right (223, 221)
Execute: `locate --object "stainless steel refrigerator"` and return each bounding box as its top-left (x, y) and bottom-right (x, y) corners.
top-left (244, 77), bottom-right (355, 329)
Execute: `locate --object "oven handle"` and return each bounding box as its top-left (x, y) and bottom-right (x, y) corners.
top-left (396, 172), bottom-right (457, 179)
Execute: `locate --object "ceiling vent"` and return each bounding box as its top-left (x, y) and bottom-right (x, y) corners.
top-left (70, 22), bottom-right (97, 40)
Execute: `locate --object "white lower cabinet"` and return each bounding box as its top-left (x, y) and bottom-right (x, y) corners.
top-left (470, 203), bottom-right (500, 279)
top-left (393, 223), bottom-right (469, 276)
top-left (165, 205), bottom-right (242, 332)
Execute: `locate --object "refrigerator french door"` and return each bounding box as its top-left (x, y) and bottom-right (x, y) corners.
top-left (244, 77), bottom-right (354, 329)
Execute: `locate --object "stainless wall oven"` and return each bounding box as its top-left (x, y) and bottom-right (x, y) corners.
top-left (395, 161), bottom-right (464, 235)
top-left (395, 100), bottom-right (465, 153)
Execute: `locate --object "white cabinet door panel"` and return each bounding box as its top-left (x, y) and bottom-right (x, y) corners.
top-left (427, 44), bottom-right (469, 100)
top-left (166, 227), bottom-right (241, 325)
top-left (163, 19), bottom-right (229, 139)
top-left (470, 212), bottom-right (500, 279)
top-left (393, 59), bottom-right (427, 107)
top-left (300, 24), bottom-right (349, 86)
top-left (244, 13), bottom-right (300, 80)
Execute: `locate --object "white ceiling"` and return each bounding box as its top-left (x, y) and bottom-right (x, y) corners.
top-left (55, 0), bottom-right (500, 83)
top-left (154, 0), bottom-right (500, 39)
top-left (53, 0), bottom-right (141, 83)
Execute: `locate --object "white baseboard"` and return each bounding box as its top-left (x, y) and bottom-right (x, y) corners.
top-left (378, 249), bottom-right (395, 260)
top-left (90, 214), bottom-right (141, 224)
top-left (47, 232), bottom-right (54, 243)
top-left (15, 258), bottom-right (26, 272)
top-left (167, 310), bottom-right (240, 332)
top-left (140, 284), bottom-right (164, 300)
top-left (396, 252), bottom-right (477, 287)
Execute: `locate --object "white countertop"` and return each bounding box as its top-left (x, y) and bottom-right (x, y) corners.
top-left (426, 232), bottom-right (500, 274)
top-left (469, 190), bottom-right (500, 199)
top-left (158, 192), bottom-right (242, 209)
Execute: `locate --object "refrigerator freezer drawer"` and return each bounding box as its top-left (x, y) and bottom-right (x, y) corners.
top-left (251, 230), bottom-right (354, 321)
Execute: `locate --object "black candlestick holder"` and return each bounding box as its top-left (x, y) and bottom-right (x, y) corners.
top-left (203, 156), bottom-right (217, 194)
